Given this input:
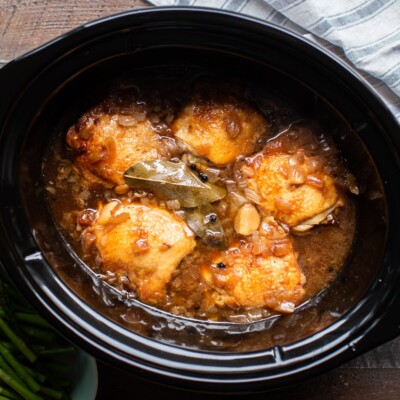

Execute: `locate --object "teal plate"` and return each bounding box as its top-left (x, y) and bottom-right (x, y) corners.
top-left (70, 349), bottom-right (98, 400)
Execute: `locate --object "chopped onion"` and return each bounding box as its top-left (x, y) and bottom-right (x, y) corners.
top-left (287, 166), bottom-right (306, 185)
top-left (274, 197), bottom-right (294, 214)
top-left (288, 151), bottom-right (305, 167)
top-left (165, 113), bottom-right (174, 124)
top-left (306, 174), bottom-right (324, 189)
top-left (78, 127), bottom-right (93, 140)
top-left (118, 115), bottom-right (138, 127)
top-left (108, 212), bottom-right (130, 225)
top-left (67, 175), bottom-right (78, 183)
top-left (88, 149), bottom-right (106, 164)
top-left (350, 185), bottom-right (360, 195)
top-left (160, 137), bottom-right (180, 157)
top-left (278, 165), bottom-right (289, 178)
top-left (97, 200), bottom-right (119, 225)
top-left (200, 166), bottom-right (221, 183)
top-left (272, 240), bottom-right (292, 256)
top-left (251, 232), bottom-right (273, 256)
top-left (78, 189), bottom-right (90, 201)
top-left (132, 238), bottom-right (151, 254)
top-left (139, 196), bottom-right (150, 205)
top-left (247, 153), bottom-right (263, 170)
top-left (276, 301), bottom-right (295, 313)
top-left (241, 165), bottom-right (254, 178)
top-left (226, 116), bottom-right (241, 138)
top-left (45, 185), bottom-right (56, 195)
top-left (57, 165), bottom-right (71, 180)
top-left (243, 188), bottom-right (260, 204)
top-left (225, 180), bottom-right (237, 193)
top-left (228, 192), bottom-right (248, 213)
top-left (166, 199), bottom-right (181, 210)
top-left (149, 112), bottom-right (160, 124)
top-left (135, 112), bottom-right (147, 122)
top-left (81, 232), bottom-right (96, 253)
top-left (306, 157), bottom-right (323, 173)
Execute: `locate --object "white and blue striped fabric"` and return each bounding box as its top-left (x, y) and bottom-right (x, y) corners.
top-left (149, 0), bottom-right (400, 122)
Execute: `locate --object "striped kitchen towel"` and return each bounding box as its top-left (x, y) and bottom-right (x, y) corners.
top-left (149, 0), bottom-right (400, 122)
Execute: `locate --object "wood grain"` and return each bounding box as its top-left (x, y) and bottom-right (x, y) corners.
top-left (0, 0), bottom-right (149, 62)
top-left (1, 1), bottom-right (400, 399)
top-left (96, 361), bottom-right (400, 400)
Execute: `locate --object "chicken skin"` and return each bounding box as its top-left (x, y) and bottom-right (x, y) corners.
top-left (81, 200), bottom-right (196, 304)
top-left (171, 90), bottom-right (270, 165)
top-left (200, 217), bottom-right (306, 313)
top-left (66, 106), bottom-right (164, 186)
top-left (245, 151), bottom-right (340, 229)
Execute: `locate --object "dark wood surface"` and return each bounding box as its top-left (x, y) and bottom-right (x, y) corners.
top-left (1, 1), bottom-right (399, 398)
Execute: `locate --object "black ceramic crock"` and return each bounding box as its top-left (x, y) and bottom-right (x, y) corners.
top-left (1, 7), bottom-right (400, 393)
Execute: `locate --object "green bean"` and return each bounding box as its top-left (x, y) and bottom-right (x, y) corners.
top-left (4, 287), bottom-right (31, 311)
top-left (20, 327), bottom-right (55, 344)
top-left (0, 319), bottom-right (36, 364)
top-left (51, 379), bottom-right (69, 388)
top-left (0, 385), bottom-right (20, 399)
top-left (15, 315), bottom-right (52, 331)
top-left (30, 347), bottom-right (46, 355)
top-left (0, 344), bottom-right (40, 392)
top-left (0, 279), bottom-right (76, 399)
top-left (13, 306), bottom-right (30, 314)
top-left (0, 356), bottom-right (23, 386)
top-left (39, 363), bottom-right (69, 377)
top-left (0, 367), bottom-right (41, 400)
top-left (0, 343), bottom-right (16, 354)
top-left (21, 367), bottom-right (46, 384)
top-left (39, 386), bottom-right (63, 400)
top-left (37, 349), bottom-right (75, 359)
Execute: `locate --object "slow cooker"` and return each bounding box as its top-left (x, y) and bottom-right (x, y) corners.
top-left (0, 7), bottom-right (400, 393)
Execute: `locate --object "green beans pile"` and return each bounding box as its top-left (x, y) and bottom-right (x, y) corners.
top-left (0, 279), bottom-right (76, 400)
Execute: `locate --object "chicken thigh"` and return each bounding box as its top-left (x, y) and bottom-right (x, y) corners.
top-left (66, 102), bottom-right (164, 186)
top-left (243, 125), bottom-right (342, 231)
top-left (172, 88), bottom-right (270, 165)
top-left (81, 200), bottom-right (196, 304)
top-left (200, 217), bottom-right (306, 313)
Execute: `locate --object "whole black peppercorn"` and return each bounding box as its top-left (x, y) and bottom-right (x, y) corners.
top-left (199, 172), bottom-right (208, 182)
top-left (209, 213), bottom-right (217, 223)
top-left (216, 262), bottom-right (226, 269)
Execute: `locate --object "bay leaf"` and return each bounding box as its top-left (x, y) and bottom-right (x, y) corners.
top-left (124, 160), bottom-right (227, 208)
top-left (184, 204), bottom-right (226, 248)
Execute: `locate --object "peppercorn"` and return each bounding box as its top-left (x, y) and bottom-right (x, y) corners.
top-left (209, 213), bottom-right (217, 223)
top-left (216, 262), bottom-right (226, 269)
top-left (199, 172), bottom-right (208, 182)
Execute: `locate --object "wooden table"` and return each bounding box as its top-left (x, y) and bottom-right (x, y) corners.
top-left (1, 1), bottom-right (400, 399)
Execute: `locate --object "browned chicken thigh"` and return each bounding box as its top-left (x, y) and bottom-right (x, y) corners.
top-left (172, 87), bottom-right (270, 165)
top-left (200, 217), bottom-right (306, 313)
top-left (66, 101), bottom-right (165, 186)
top-left (81, 200), bottom-right (196, 304)
top-left (243, 126), bottom-right (342, 231)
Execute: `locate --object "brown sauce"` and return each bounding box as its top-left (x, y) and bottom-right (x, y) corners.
top-left (43, 75), bottom-right (357, 324)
